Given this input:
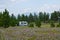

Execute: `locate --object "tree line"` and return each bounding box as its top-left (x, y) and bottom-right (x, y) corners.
top-left (0, 9), bottom-right (60, 28)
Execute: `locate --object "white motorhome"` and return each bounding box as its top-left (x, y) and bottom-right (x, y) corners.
top-left (19, 21), bottom-right (28, 26)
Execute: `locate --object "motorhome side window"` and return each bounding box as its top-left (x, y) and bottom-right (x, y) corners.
top-left (21, 23), bottom-right (23, 24)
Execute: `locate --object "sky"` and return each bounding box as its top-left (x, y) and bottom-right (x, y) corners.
top-left (0, 0), bottom-right (60, 16)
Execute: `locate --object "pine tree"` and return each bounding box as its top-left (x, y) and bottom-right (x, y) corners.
top-left (34, 13), bottom-right (38, 22)
top-left (17, 14), bottom-right (21, 21)
top-left (39, 12), bottom-right (44, 21)
top-left (21, 14), bottom-right (26, 21)
top-left (17, 14), bottom-right (21, 26)
top-left (3, 9), bottom-right (10, 28)
top-left (25, 15), bottom-right (29, 22)
top-left (51, 11), bottom-right (58, 22)
top-left (0, 12), bottom-right (3, 27)
top-left (10, 14), bottom-right (17, 26)
top-left (28, 13), bottom-right (34, 23)
top-left (43, 12), bottom-right (46, 23)
top-left (45, 13), bottom-right (49, 23)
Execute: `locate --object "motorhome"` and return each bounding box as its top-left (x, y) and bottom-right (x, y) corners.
top-left (19, 21), bottom-right (28, 26)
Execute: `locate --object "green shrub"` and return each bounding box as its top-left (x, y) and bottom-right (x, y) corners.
top-left (50, 21), bottom-right (55, 27)
top-left (35, 20), bottom-right (41, 27)
top-left (57, 22), bottom-right (60, 27)
top-left (29, 23), bottom-right (34, 27)
top-left (57, 24), bottom-right (60, 27)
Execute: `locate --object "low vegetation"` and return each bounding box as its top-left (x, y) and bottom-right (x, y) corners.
top-left (29, 23), bottom-right (34, 27)
top-left (57, 22), bottom-right (60, 27)
top-left (35, 20), bottom-right (41, 27)
top-left (50, 21), bottom-right (55, 27)
top-left (0, 27), bottom-right (60, 40)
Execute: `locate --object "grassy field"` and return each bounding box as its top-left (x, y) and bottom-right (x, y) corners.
top-left (0, 23), bottom-right (60, 40)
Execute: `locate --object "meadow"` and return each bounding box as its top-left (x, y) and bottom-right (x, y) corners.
top-left (0, 23), bottom-right (60, 40)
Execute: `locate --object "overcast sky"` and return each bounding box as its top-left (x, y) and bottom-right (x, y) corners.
top-left (0, 0), bottom-right (60, 15)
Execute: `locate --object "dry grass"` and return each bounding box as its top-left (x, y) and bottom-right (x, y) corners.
top-left (0, 23), bottom-right (60, 40)
top-left (0, 26), bottom-right (60, 40)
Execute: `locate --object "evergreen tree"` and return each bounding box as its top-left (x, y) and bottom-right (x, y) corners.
top-left (0, 12), bottom-right (3, 27)
top-left (39, 12), bottom-right (44, 21)
top-left (17, 14), bottom-right (21, 21)
top-left (25, 15), bottom-right (29, 22)
top-left (10, 14), bottom-right (17, 26)
top-left (34, 13), bottom-right (38, 22)
top-left (51, 11), bottom-right (58, 22)
top-left (28, 13), bottom-right (34, 23)
top-left (46, 13), bottom-right (49, 23)
top-left (3, 9), bottom-right (10, 28)
top-left (21, 14), bottom-right (26, 21)
top-left (17, 14), bottom-right (21, 26)
top-left (43, 12), bottom-right (46, 23)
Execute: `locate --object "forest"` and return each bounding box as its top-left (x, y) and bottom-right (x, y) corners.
top-left (0, 9), bottom-right (60, 28)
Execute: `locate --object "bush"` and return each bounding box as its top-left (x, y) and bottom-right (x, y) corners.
top-left (29, 23), bottom-right (34, 27)
top-left (57, 22), bottom-right (60, 27)
top-left (50, 21), bottom-right (55, 27)
top-left (35, 20), bottom-right (41, 27)
top-left (57, 24), bottom-right (60, 27)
